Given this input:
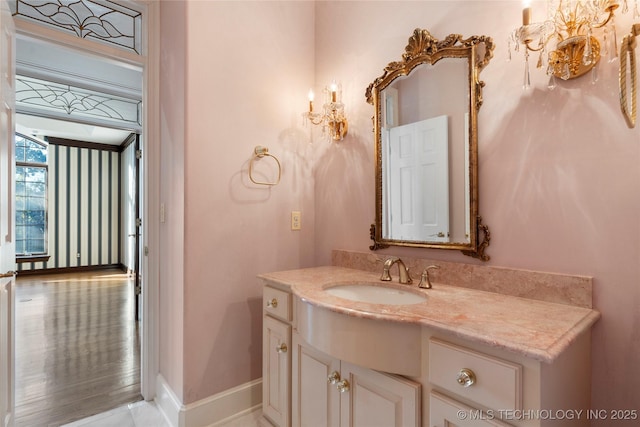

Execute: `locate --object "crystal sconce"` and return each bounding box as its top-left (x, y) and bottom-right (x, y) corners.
top-left (302, 81), bottom-right (348, 141)
top-left (509, 0), bottom-right (636, 89)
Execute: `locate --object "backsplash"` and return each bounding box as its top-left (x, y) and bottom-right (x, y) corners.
top-left (332, 250), bottom-right (592, 308)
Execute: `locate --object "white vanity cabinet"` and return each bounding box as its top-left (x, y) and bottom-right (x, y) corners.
top-left (291, 332), bottom-right (421, 427)
top-left (261, 282), bottom-right (420, 427)
top-left (260, 266), bottom-right (598, 427)
top-left (262, 285), bottom-right (293, 427)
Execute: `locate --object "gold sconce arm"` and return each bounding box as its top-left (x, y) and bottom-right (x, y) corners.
top-left (619, 24), bottom-right (640, 128)
top-left (595, 9), bottom-right (616, 29)
top-left (524, 38), bottom-right (546, 52)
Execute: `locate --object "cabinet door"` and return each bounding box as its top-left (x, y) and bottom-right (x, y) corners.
top-left (430, 392), bottom-right (512, 427)
top-left (263, 315), bottom-right (291, 427)
top-left (340, 361), bottom-right (421, 427)
top-left (291, 333), bottom-right (340, 427)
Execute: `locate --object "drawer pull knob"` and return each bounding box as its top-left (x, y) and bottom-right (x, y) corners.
top-left (336, 379), bottom-right (350, 393)
top-left (276, 343), bottom-right (288, 353)
top-left (327, 371), bottom-right (341, 384)
top-left (456, 368), bottom-right (476, 387)
top-left (266, 298), bottom-right (278, 308)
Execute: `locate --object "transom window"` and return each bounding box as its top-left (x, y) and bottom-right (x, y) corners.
top-left (15, 133), bottom-right (48, 257)
top-left (10, 0), bottom-right (143, 55)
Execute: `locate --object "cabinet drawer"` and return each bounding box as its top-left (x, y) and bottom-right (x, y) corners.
top-left (430, 392), bottom-right (513, 427)
top-left (429, 338), bottom-right (522, 411)
top-left (264, 286), bottom-right (292, 321)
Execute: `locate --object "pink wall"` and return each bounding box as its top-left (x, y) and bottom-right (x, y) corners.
top-left (159, 0), bottom-right (640, 420)
top-left (314, 1), bottom-right (640, 424)
top-left (180, 1), bottom-right (315, 403)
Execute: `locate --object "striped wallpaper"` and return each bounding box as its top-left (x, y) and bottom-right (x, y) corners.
top-left (18, 142), bottom-right (126, 272)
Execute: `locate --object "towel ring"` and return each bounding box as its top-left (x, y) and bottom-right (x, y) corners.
top-left (249, 146), bottom-right (281, 186)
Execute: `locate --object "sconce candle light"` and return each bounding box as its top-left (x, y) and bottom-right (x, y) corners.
top-left (523, 0), bottom-right (532, 25)
top-left (510, 0), bottom-right (638, 89)
top-left (303, 80), bottom-right (348, 141)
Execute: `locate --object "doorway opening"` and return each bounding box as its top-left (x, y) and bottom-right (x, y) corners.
top-left (2, 1), bottom-right (159, 424)
top-left (13, 118), bottom-right (144, 425)
top-left (12, 20), bottom-right (148, 427)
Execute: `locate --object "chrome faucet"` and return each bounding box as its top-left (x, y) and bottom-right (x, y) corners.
top-left (418, 265), bottom-right (440, 289)
top-left (380, 257), bottom-right (413, 284)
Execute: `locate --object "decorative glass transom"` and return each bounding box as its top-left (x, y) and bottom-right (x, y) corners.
top-left (11, 0), bottom-right (142, 55)
top-left (16, 75), bottom-right (142, 128)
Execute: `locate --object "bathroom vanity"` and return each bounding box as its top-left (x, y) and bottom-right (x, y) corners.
top-left (259, 261), bottom-right (599, 427)
top-left (257, 26), bottom-right (600, 427)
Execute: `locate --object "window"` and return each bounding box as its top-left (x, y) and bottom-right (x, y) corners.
top-left (15, 133), bottom-right (48, 257)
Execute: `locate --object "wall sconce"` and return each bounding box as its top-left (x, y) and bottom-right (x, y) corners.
top-left (302, 81), bottom-right (348, 141)
top-left (509, 0), bottom-right (635, 89)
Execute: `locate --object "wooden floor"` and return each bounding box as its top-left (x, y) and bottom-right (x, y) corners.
top-left (14, 270), bottom-right (141, 427)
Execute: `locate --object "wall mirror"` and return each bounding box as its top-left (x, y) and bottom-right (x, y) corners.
top-left (366, 28), bottom-right (494, 261)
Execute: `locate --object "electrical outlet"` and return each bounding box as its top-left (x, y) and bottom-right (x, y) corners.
top-left (291, 211), bottom-right (301, 230)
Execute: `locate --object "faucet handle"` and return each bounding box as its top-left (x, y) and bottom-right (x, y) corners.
top-left (380, 256), bottom-right (399, 281)
top-left (418, 265), bottom-right (440, 289)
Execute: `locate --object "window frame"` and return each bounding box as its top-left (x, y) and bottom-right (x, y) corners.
top-left (15, 132), bottom-right (50, 263)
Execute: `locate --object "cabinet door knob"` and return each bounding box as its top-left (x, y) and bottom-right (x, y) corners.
top-left (276, 343), bottom-right (288, 353)
top-left (336, 379), bottom-right (350, 393)
top-left (327, 371), bottom-right (341, 384)
top-left (456, 368), bottom-right (476, 387)
top-left (266, 298), bottom-right (278, 308)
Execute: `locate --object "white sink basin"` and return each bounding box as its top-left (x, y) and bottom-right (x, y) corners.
top-left (325, 283), bottom-right (427, 305)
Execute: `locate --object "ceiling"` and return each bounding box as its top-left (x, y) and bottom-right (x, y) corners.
top-left (16, 114), bottom-right (133, 146)
top-left (15, 34), bottom-right (142, 146)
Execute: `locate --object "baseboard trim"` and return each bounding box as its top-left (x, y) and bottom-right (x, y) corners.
top-left (155, 374), bottom-right (182, 427)
top-left (15, 263), bottom-right (127, 275)
top-left (155, 374), bottom-right (262, 427)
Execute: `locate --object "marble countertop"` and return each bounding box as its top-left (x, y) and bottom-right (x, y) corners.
top-left (258, 266), bottom-right (601, 363)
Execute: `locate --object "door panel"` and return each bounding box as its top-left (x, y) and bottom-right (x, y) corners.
top-left (134, 135), bottom-right (141, 321)
top-left (291, 333), bottom-right (340, 427)
top-left (340, 362), bottom-right (421, 427)
top-left (388, 116), bottom-right (449, 242)
top-left (0, 1), bottom-right (15, 425)
top-left (263, 315), bottom-right (291, 427)
top-left (0, 278), bottom-right (14, 427)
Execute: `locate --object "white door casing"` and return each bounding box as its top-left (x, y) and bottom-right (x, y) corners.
top-left (11, 0), bottom-right (160, 401)
top-left (0, 0), bottom-right (15, 425)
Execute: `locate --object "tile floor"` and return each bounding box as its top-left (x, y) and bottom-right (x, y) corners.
top-left (60, 401), bottom-right (170, 427)
top-left (60, 400), bottom-right (263, 427)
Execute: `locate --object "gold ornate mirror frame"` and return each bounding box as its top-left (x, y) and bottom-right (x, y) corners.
top-left (366, 29), bottom-right (494, 261)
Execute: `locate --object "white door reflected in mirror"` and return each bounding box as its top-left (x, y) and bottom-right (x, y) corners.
top-left (384, 115), bottom-right (450, 243)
